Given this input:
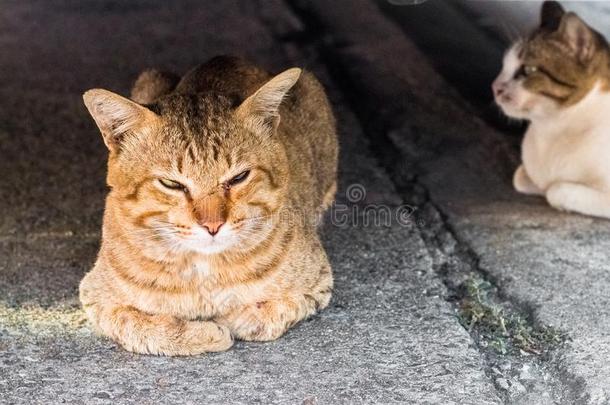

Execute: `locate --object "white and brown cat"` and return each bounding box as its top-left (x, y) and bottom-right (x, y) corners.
top-left (80, 56), bottom-right (338, 356)
top-left (493, 1), bottom-right (610, 218)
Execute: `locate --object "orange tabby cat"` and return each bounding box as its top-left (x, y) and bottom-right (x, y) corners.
top-left (79, 56), bottom-right (338, 356)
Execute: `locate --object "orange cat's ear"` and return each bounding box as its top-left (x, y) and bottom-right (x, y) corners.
top-left (558, 13), bottom-right (596, 63)
top-left (236, 68), bottom-right (301, 133)
top-left (83, 89), bottom-right (159, 152)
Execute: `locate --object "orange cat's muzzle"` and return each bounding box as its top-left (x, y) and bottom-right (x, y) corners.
top-left (192, 194), bottom-right (227, 236)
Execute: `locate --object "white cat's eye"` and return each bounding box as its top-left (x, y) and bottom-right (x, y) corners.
top-left (523, 65), bottom-right (538, 76)
top-left (226, 170), bottom-right (251, 187)
top-left (159, 178), bottom-right (186, 191)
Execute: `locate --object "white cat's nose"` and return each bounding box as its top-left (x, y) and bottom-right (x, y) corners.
top-left (492, 80), bottom-right (506, 98)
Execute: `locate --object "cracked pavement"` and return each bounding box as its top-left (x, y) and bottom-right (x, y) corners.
top-left (0, 1), bottom-right (608, 404)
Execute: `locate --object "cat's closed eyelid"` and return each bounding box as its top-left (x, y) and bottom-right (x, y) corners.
top-left (156, 178), bottom-right (190, 194)
top-left (223, 169), bottom-right (252, 187)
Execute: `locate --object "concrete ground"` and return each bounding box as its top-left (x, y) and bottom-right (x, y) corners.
top-left (0, 1), bottom-right (608, 404)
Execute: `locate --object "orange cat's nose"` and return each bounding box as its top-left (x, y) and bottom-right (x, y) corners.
top-left (201, 220), bottom-right (224, 236)
top-left (192, 194), bottom-right (226, 236)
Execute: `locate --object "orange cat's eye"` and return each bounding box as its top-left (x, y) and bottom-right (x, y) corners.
top-left (159, 178), bottom-right (186, 191)
top-left (227, 170), bottom-right (251, 187)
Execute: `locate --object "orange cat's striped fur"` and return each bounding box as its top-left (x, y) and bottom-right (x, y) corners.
top-left (79, 56), bottom-right (338, 356)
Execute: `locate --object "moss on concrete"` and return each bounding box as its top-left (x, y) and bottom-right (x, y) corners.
top-left (458, 275), bottom-right (565, 356)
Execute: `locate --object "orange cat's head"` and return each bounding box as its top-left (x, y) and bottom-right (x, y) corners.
top-left (83, 68), bottom-right (301, 259)
top-left (493, 1), bottom-right (609, 120)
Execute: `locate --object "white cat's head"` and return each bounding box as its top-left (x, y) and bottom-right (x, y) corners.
top-left (492, 1), bottom-right (608, 121)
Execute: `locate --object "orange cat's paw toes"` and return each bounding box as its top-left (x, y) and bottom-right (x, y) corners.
top-left (223, 302), bottom-right (290, 342)
top-left (164, 321), bottom-right (233, 356)
top-left (240, 321), bottom-right (287, 342)
top-left (236, 325), bottom-right (286, 342)
top-left (188, 322), bottom-right (234, 353)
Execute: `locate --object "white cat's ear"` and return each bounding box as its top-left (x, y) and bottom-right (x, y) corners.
top-left (558, 13), bottom-right (596, 62)
top-left (236, 68), bottom-right (301, 133)
top-left (540, 1), bottom-right (564, 30)
top-left (83, 89), bottom-right (159, 152)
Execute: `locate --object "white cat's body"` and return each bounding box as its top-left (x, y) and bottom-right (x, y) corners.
top-left (493, 11), bottom-right (610, 219)
top-left (522, 83), bottom-right (610, 194)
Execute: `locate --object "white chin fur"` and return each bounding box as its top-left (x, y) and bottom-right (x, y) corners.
top-left (496, 99), bottom-right (530, 120)
top-left (176, 220), bottom-right (273, 255)
top-left (184, 240), bottom-right (235, 255)
top-left (180, 226), bottom-right (238, 255)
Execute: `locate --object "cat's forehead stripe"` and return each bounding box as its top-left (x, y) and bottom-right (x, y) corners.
top-left (186, 142), bottom-right (197, 164)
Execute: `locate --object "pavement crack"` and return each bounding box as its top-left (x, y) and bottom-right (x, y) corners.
top-left (284, 1), bottom-right (582, 403)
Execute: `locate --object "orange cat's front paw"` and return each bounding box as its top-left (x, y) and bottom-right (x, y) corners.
top-left (219, 300), bottom-right (301, 342)
top-left (118, 318), bottom-right (234, 356)
top-left (177, 321), bottom-right (234, 355)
